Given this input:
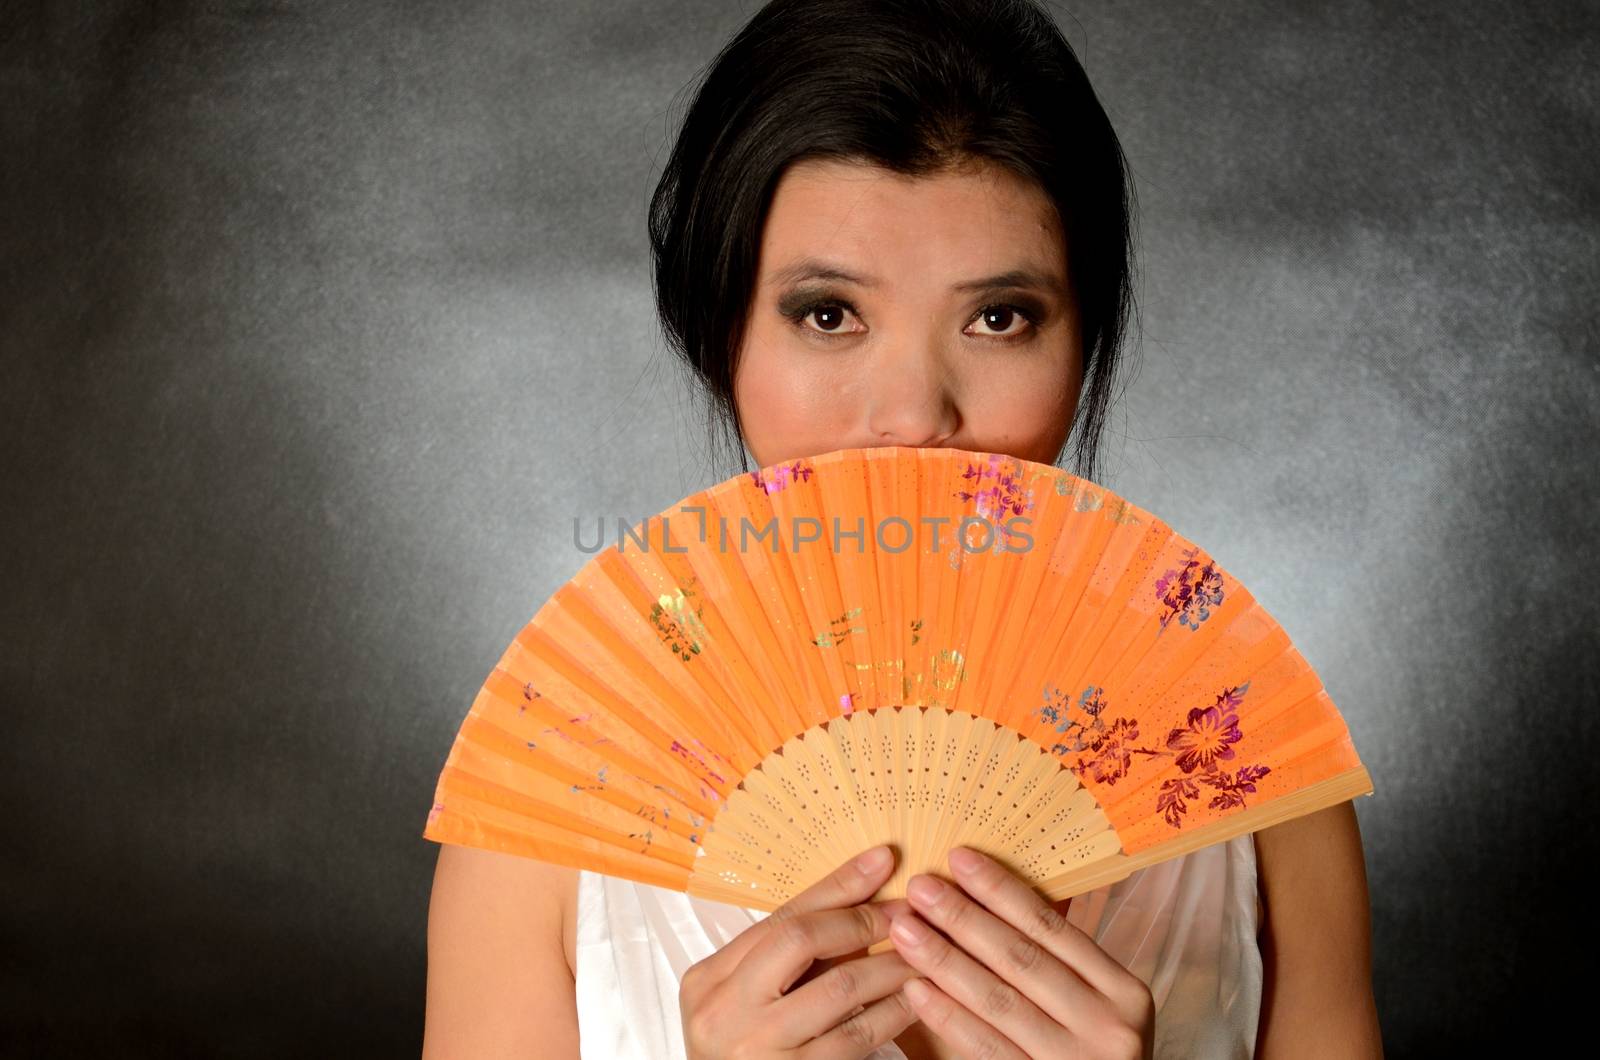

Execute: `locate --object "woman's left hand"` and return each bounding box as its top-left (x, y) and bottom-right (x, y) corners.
top-left (887, 846), bottom-right (1155, 1060)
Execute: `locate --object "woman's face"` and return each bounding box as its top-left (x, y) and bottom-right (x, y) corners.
top-left (732, 157), bottom-right (1083, 469)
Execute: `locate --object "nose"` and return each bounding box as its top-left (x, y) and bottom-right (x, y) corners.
top-left (862, 343), bottom-right (959, 448)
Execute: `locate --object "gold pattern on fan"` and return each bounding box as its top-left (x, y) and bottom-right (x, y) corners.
top-left (836, 649), bottom-right (969, 710)
top-left (686, 705), bottom-right (1120, 907)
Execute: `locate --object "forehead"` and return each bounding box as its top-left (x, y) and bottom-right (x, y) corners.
top-left (758, 157), bottom-right (1066, 279)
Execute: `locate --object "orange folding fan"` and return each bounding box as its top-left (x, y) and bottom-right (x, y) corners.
top-left (422, 445), bottom-right (1374, 911)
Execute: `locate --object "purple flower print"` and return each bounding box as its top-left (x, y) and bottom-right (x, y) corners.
top-left (1165, 685), bottom-right (1247, 773)
top-left (1156, 682), bottom-right (1271, 828)
top-left (954, 453), bottom-right (1033, 520)
top-left (953, 453), bottom-right (1035, 549)
top-left (1032, 685), bottom-right (1159, 786)
top-left (1156, 546), bottom-right (1225, 632)
top-left (1076, 716), bottom-right (1147, 786)
top-left (750, 460), bottom-right (814, 494)
top-left (1033, 679), bottom-right (1270, 829)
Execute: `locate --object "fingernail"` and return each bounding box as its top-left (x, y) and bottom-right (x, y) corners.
top-left (949, 846), bottom-right (984, 875)
top-left (903, 977), bottom-right (931, 1004)
top-left (907, 874), bottom-right (945, 906)
top-left (892, 914), bottom-right (931, 945)
top-left (856, 845), bottom-right (891, 875)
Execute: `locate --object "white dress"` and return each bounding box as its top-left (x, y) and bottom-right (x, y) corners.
top-left (574, 834), bottom-right (1263, 1059)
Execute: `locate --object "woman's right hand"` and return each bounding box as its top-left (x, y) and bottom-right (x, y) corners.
top-left (680, 844), bottom-right (921, 1058)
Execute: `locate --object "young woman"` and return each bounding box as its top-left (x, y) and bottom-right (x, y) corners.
top-left (423, 1), bottom-right (1380, 1057)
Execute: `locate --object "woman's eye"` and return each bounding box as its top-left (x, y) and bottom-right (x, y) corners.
top-left (790, 301), bottom-right (863, 337)
top-left (966, 304), bottom-right (1038, 339)
top-left (783, 299), bottom-right (1039, 342)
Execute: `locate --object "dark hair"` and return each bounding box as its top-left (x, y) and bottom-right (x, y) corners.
top-left (648, 0), bottom-right (1139, 484)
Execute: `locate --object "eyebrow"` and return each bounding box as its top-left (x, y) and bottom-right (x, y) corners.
top-left (765, 257), bottom-right (1066, 294)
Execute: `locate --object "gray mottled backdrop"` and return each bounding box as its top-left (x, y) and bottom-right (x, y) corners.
top-left (3, 0), bottom-right (1594, 1054)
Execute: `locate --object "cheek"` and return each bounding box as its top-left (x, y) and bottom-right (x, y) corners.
top-left (735, 340), bottom-right (855, 453)
top-left (958, 356), bottom-right (1080, 446)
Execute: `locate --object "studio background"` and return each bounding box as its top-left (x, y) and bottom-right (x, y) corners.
top-left (3, 1), bottom-right (1594, 1055)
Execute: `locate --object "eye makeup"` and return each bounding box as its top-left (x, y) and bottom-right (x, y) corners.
top-left (776, 286), bottom-right (1051, 343)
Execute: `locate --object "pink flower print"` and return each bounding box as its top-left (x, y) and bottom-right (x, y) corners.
top-left (1165, 683), bottom-right (1249, 773)
top-left (839, 691), bottom-right (858, 715)
top-left (1153, 683), bottom-right (1265, 829)
top-left (1035, 684), bottom-right (1164, 786)
top-left (750, 460), bottom-right (815, 494)
top-left (1156, 546), bottom-right (1225, 632)
top-left (954, 454), bottom-right (1035, 548)
top-left (1082, 716), bottom-right (1143, 785)
top-left (954, 454), bottom-right (1033, 520)
top-left (1166, 702), bottom-right (1243, 774)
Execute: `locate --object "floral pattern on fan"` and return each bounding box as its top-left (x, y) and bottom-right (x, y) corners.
top-left (1156, 545), bottom-right (1225, 632)
top-left (955, 453), bottom-right (1032, 519)
top-left (650, 580), bottom-right (707, 661)
top-left (811, 606), bottom-right (867, 648)
top-left (947, 457), bottom-right (1036, 573)
top-left (1032, 681), bottom-right (1272, 830)
top-left (1034, 684), bottom-right (1138, 782)
top-left (1156, 682), bottom-right (1273, 828)
top-left (749, 460), bottom-right (814, 494)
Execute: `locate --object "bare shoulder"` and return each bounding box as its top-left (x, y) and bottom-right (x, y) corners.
top-left (1252, 800), bottom-right (1384, 1058)
top-left (423, 844), bottom-right (581, 1060)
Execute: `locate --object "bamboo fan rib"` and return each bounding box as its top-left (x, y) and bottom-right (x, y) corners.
top-left (423, 446), bottom-right (1374, 912)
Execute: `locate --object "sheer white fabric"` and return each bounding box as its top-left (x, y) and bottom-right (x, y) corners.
top-left (575, 834), bottom-right (1262, 1059)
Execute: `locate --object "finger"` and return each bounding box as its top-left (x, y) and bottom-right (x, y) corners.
top-left (777, 949), bottom-right (918, 1042)
top-left (942, 847), bottom-right (1135, 1024)
top-left (890, 910), bottom-right (1071, 1058)
top-left (875, 897), bottom-right (911, 921)
top-left (696, 844), bottom-right (896, 981)
top-left (796, 987), bottom-right (920, 1060)
top-left (898, 976), bottom-right (1030, 1060)
top-left (787, 898), bottom-right (912, 991)
top-left (743, 902), bottom-right (899, 999)
top-left (907, 866), bottom-right (1109, 1033)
